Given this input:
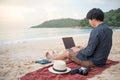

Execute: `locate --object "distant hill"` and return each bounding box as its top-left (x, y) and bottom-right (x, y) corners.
top-left (31, 18), bottom-right (80, 28)
top-left (31, 8), bottom-right (120, 28)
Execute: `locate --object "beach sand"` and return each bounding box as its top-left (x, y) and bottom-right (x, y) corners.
top-left (0, 32), bottom-right (120, 80)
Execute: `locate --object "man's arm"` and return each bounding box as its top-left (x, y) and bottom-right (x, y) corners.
top-left (77, 30), bottom-right (99, 58)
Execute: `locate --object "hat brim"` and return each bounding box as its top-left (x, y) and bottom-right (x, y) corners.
top-left (48, 67), bottom-right (71, 74)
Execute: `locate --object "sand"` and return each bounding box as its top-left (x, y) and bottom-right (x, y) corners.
top-left (0, 32), bottom-right (120, 80)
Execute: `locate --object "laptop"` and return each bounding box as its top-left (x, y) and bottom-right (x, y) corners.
top-left (62, 37), bottom-right (75, 49)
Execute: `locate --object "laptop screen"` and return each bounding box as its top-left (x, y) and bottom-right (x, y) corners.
top-left (62, 37), bottom-right (75, 49)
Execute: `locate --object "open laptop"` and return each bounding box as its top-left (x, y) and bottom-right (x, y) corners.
top-left (62, 37), bottom-right (75, 49)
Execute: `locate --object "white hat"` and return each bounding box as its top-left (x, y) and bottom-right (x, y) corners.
top-left (48, 60), bottom-right (71, 74)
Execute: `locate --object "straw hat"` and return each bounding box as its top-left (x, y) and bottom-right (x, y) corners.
top-left (48, 60), bottom-right (71, 74)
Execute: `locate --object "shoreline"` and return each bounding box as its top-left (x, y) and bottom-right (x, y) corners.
top-left (0, 28), bottom-right (120, 45)
top-left (0, 32), bottom-right (120, 80)
top-left (0, 33), bottom-right (90, 45)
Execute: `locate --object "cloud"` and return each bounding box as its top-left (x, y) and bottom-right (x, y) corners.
top-left (87, 0), bottom-right (120, 8)
top-left (0, 0), bottom-right (120, 28)
top-left (87, 0), bottom-right (106, 4)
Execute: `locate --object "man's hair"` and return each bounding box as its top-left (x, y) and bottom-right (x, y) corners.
top-left (86, 8), bottom-right (104, 21)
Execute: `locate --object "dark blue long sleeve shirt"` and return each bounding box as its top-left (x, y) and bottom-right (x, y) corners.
top-left (76, 23), bottom-right (113, 67)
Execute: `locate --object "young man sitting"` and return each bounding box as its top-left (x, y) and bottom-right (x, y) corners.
top-left (46, 8), bottom-right (113, 68)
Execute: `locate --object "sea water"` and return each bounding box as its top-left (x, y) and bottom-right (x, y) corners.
top-left (0, 27), bottom-right (119, 44)
top-left (0, 27), bottom-right (92, 44)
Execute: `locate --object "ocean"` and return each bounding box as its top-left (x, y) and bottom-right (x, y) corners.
top-left (0, 27), bottom-right (92, 43)
top-left (0, 27), bottom-right (119, 44)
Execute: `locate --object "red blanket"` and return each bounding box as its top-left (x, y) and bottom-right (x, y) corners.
top-left (20, 60), bottom-right (119, 80)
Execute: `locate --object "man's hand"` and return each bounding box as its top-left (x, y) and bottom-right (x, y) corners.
top-left (71, 46), bottom-right (85, 53)
top-left (76, 46), bottom-right (85, 49)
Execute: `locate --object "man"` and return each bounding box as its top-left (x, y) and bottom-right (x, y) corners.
top-left (46, 8), bottom-right (113, 68)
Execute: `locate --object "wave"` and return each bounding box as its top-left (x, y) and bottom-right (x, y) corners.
top-left (0, 33), bottom-right (90, 45)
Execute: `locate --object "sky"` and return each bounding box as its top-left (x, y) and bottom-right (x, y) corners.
top-left (0, 0), bottom-right (120, 28)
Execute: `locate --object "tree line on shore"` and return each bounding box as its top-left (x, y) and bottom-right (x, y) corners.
top-left (31, 8), bottom-right (120, 28)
